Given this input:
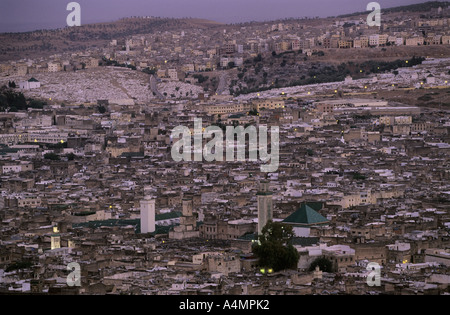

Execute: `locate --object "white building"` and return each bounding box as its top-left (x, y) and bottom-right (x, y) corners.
top-left (396, 37), bottom-right (404, 46)
top-left (2, 162), bottom-right (33, 174)
top-left (140, 196), bottom-right (155, 234)
top-left (369, 34), bottom-right (379, 46)
top-left (19, 78), bottom-right (40, 90)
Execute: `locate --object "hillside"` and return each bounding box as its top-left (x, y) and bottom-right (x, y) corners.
top-left (0, 17), bottom-right (223, 62)
top-left (337, 0), bottom-right (449, 18)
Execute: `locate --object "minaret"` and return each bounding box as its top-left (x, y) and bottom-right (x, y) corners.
top-left (257, 180), bottom-right (273, 235)
top-left (51, 226), bottom-right (61, 250)
top-left (140, 196), bottom-right (155, 234)
top-left (125, 39), bottom-right (130, 54)
top-left (180, 197), bottom-right (196, 231)
top-left (169, 196), bottom-right (199, 239)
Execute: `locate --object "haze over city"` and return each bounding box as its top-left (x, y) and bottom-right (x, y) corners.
top-left (0, 0), bottom-right (430, 32)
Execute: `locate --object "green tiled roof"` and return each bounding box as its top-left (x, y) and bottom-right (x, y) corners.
top-left (283, 203), bottom-right (329, 226)
top-left (156, 211), bottom-right (181, 221)
top-left (237, 232), bottom-right (258, 241)
top-left (304, 202), bottom-right (323, 211)
top-left (72, 212), bottom-right (183, 235)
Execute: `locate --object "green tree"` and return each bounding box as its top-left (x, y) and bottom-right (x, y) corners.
top-left (66, 153), bottom-right (76, 161)
top-left (252, 221), bottom-right (299, 272)
top-left (98, 105), bottom-right (107, 114)
top-left (308, 257), bottom-right (333, 272)
top-left (248, 108), bottom-right (259, 116)
top-left (253, 54), bottom-right (263, 62)
top-left (44, 152), bottom-right (60, 161)
top-left (5, 260), bottom-right (33, 272)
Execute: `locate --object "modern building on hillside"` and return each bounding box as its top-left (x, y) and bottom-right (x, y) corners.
top-left (19, 78), bottom-right (40, 90)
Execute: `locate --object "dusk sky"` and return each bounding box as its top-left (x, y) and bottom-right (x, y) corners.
top-left (0, 0), bottom-right (432, 32)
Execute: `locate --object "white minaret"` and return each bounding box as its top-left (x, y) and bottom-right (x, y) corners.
top-left (126, 39), bottom-right (130, 54)
top-left (140, 196), bottom-right (155, 234)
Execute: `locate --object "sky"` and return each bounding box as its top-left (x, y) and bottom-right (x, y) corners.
top-left (0, 0), bottom-right (433, 33)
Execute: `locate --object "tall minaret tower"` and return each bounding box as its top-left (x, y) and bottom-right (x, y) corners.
top-left (125, 39), bottom-right (130, 54)
top-left (51, 225), bottom-right (61, 250)
top-left (257, 180), bottom-right (273, 235)
top-left (169, 196), bottom-right (199, 239)
top-left (140, 196), bottom-right (155, 234)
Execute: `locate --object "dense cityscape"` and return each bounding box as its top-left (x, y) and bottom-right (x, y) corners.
top-left (0, 1), bottom-right (449, 297)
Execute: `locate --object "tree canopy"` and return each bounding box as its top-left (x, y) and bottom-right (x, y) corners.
top-left (308, 257), bottom-right (333, 273)
top-left (252, 221), bottom-right (300, 272)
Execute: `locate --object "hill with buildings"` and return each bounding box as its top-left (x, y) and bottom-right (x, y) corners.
top-left (0, 17), bottom-right (223, 62)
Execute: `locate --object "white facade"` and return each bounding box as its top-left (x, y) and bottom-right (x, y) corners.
top-left (19, 80), bottom-right (40, 90)
top-left (369, 34), bottom-right (379, 46)
top-left (140, 196), bottom-right (155, 233)
top-left (2, 165), bottom-right (22, 174)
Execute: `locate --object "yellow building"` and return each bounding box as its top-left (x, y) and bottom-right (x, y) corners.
top-left (338, 39), bottom-right (353, 49)
top-left (405, 36), bottom-right (424, 46)
top-left (252, 99), bottom-right (285, 110)
top-left (203, 103), bottom-right (253, 115)
top-left (47, 62), bottom-right (61, 73)
top-left (15, 64), bottom-right (28, 76)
